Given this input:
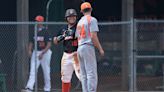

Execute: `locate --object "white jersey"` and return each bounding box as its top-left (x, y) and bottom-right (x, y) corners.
top-left (76, 15), bottom-right (99, 46)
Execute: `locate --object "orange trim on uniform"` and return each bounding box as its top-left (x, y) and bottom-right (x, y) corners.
top-left (77, 15), bottom-right (92, 42)
top-left (87, 15), bottom-right (91, 37)
top-left (80, 24), bottom-right (86, 38)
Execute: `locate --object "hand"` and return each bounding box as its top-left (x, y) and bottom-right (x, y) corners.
top-left (63, 30), bottom-right (67, 37)
top-left (99, 49), bottom-right (104, 57)
top-left (53, 37), bottom-right (58, 44)
top-left (38, 52), bottom-right (44, 60)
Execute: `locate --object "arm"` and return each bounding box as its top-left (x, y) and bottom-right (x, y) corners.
top-left (53, 28), bottom-right (66, 44)
top-left (28, 42), bottom-right (33, 57)
top-left (38, 41), bottom-right (51, 60)
top-left (41, 41), bottom-right (51, 54)
top-left (53, 35), bottom-right (65, 45)
top-left (91, 32), bottom-right (104, 56)
top-left (89, 17), bottom-right (104, 56)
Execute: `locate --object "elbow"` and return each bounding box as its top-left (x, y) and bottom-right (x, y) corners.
top-left (47, 42), bottom-right (52, 48)
top-left (90, 32), bottom-right (97, 39)
top-left (54, 40), bottom-right (58, 45)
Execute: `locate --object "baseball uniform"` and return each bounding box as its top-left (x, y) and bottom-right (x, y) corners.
top-left (76, 15), bottom-right (99, 92)
top-left (25, 26), bottom-right (52, 91)
top-left (56, 24), bottom-right (80, 84)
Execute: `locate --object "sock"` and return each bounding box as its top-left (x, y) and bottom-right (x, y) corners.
top-left (62, 82), bottom-right (71, 92)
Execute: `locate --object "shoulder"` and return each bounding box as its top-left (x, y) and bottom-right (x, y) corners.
top-left (61, 25), bottom-right (67, 29)
top-left (77, 16), bottom-right (86, 26)
top-left (91, 17), bottom-right (98, 23)
top-left (58, 25), bottom-right (67, 33)
top-left (78, 16), bottom-right (85, 22)
top-left (60, 25), bottom-right (67, 31)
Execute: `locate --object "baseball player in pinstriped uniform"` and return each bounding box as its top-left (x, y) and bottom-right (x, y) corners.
top-left (53, 9), bottom-right (80, 92)
top-left (23, 15), bottom-right (52, 92)
top-left (76, 2), bottom-right (104, 92)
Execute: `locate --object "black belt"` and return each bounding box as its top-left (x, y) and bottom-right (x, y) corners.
top-left (79, 43), bottom-right (94, 47)
top-left (64, 50), bottom-right (76, 53)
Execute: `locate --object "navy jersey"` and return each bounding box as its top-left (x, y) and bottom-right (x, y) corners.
top-left (30, 27), bottom-right (52, 51)
top-left (57, 24), bottom-right (78, 53)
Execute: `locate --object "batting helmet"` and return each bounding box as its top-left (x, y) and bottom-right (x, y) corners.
top-left (65, 9), bottom-right (77, 18)
top-left (35, 15), bottom-right (44, 22)
top-left (80, 2), bottom-right (92, 12)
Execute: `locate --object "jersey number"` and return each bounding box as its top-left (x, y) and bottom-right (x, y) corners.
top-left (72, 40), bottom-right (78, 46)
top-left (79, 24), bottom-right (86, 39)
top-left (78, 16), bottom-right (91, 40)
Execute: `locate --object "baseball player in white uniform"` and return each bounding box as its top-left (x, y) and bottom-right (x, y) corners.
top-left (23, 15), bottom-right (52, 92)
top-left (53, 9), bottom-right (80, 92)
top-left (76, 2), bottom-right (104, 92)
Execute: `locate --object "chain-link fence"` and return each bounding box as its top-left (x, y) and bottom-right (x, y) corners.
top-left (1, 20), bottom-right (164, 92)
top-left (98, 21), bottom-right (133, 92)
top-left (134, 20), bottom-right (164, 92)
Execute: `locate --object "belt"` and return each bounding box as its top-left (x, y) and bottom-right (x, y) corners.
top-left (79, 43), bottom-right (94, 47)
top-left (64, 50), bottom-right (76, 54)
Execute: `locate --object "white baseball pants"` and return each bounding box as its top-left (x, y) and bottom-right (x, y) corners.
top-left (26, 49), bottom-right (52, 91)
top-left (61, 52), bottom-right (81, 83)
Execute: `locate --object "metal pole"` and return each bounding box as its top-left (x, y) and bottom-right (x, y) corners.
top-left (129, 18), bottom-right (134, 92)
top-left (34, 23), bottom-right (38, 92)
top-left (46, 0), bottom-right (53, 29)
top-left (162, 64), bottom-right (164, 91)
top-left (122, 0), bottom-right (134, 91)
top-left (133, 19), bottom-right (137, 92)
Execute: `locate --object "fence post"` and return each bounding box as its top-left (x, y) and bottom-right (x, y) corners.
top-left (133, 19), bottom-right (137, 92)
top-left (34, 23), bottom-right (38, 92)
top-left (129, 18), bottom-right (134, 92)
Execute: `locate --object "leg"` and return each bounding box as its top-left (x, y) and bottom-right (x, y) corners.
top-left (84, 45), bottom-right (98, 92)
top-left (61, 53), bottom-right (74, 92)
top-left (41, 50), bottom-right (52, 91)
top-left (73, 52), bottom-right (81, 81)
top-left (77, 47), bottom-right (88, 92)
top-left (26, 51), bottom-right (41, 90)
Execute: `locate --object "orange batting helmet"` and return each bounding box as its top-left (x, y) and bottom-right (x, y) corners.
top-left (80, 2), bottom-right (92, 12)
top-left (35, 15), bottom-right (44, 22)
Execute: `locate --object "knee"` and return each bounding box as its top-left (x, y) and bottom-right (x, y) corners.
top-left (87, 72), bottom-right (97, 80)
top-left (81, 74), bottom-right (87, 80)
top-left (44, 75), bottom-right (51, 80)
top-left (29, 72), bottom-right (35, 76)
top-left (61, 74), bottom-right (72, 83)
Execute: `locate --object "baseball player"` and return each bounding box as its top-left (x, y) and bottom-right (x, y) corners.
top-left (23, 15), bottom-right (52, 92)
top-left (53, 9), bottom-right (80, 92)
top-left (76, 2), bottom-right (104, 92)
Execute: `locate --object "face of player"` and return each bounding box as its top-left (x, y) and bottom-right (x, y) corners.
top-left (67, 16), bottom-right (77, 24)
top-left (35, 21), bottom-right (43, 27)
